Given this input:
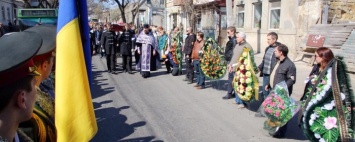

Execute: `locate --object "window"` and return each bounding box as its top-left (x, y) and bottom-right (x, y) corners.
top-left (1, 7), bottom-right (5, 20)
top-left (196, 14), bottom-right (201, 31)
top-left (7, 7), bottom-right (10, 21)
top-left (220, 7), bottom-right (227, 30)
top-left (253, 3), bottom-right (262, 29)
top-left (269, 1), bottom-right (280, 29)
top-left (237, 7), bottom-right (244, 28)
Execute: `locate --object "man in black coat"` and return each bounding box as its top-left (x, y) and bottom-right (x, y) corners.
top-left (119, 24), bottom-right (135, 74)
top-left (182, 27), bottom-right (196, 84)
top-left (101, 23), bottom-right (118, 74)
top-left (94, 25), bottom-right (103, 55)
top-left (223, 26), bottom-right (237, 100)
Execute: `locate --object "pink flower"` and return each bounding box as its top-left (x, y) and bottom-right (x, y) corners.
top-left (322, 79), bottom-right (326, 84)
top-left (280, 106), bottom-right (285, 110)
top-left (262, 103), bottom-right (267, 107)
top-left (275, 111), bottom-right (280, 117)
top-left (277, 104), bottom-right (283, 108)
top-left (323, 117), bottom-right (338, 130)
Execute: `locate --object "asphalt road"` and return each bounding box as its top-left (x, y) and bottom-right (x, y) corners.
top-left (90, 54), bottom-right (314, 142)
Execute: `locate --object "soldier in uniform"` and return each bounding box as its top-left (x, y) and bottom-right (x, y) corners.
top-left (0, 32), bottom-right (42, 142)
top-left (101, 23), bottom-right (118, 74)
top-left (18, 25), bottom-right (57, 142)
top-left (119, 24), bottom-right (134, 74)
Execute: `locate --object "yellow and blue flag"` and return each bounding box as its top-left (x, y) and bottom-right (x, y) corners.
top-left (56, 0), bottom-right (97, 141)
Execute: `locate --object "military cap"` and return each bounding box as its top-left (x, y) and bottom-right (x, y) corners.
top-left (143, 24), bottom-right (150, 29)
top-left (0, 31), bottom-right (42, 88)
top-left (25, 25), bottom-right (56, 62)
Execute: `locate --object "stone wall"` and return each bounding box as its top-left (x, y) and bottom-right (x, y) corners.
top-left (328, 0), bottom-right (355, 22)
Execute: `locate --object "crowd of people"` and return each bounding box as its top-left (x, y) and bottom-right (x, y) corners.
top-left (91, 22), bottom-right (354, 140)
top-left (0, 21), bottom-right (353, 141)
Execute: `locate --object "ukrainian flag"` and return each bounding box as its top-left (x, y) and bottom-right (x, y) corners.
top-left (56, 0), bottom-right (97, 141)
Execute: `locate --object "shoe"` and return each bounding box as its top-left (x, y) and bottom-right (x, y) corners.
top-left (222, 94), bottom-right (232, 100)
top-left (128, 71), bottom-right (133, 74)
top-left (183, 78), bottom-right (189, 81)
top-left (111, 71), bottom-right (117, 74)
top-left (187, 81), bottom-right (193, 84)
top-left (108, 70), bottom-right (112, 73)
top-left (237, 104), bottom-right (245, 109)
top-left (193, 84), bottom-right (199, 87)
top-left (255, 113), bottom-right (265, 117)
top-left (196, 86), bottom-right (204, 89)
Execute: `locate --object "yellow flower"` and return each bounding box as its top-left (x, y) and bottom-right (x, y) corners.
top-left (246, 78), bottom-right (252, 84)
top-left (239, 65), bottom-right (245, 70)
top-left (242, 52), bottom-right (247, 57)
top-left (239, 85), bottom-right (243, 90)
top-left (239, 57), bottom-right (243, 61)
top-left (240, 79), bottom-right (245, 83)
top-left (245, 92), bottom-right (252, 97)
top-left (239, 74), bottom-right (244, 78)
top-left (240, 89), bottom-right (245, 94)
top-left (246, 72), bottom-right (251, 77)
top-left (246, 64), bottom-right (251, 70)
top-left (246, 87), bottom-right (252, 92)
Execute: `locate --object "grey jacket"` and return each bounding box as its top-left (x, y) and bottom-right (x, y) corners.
top-left (269, 57), bottom-right (296, 95)
top-left (229, 41), bottom-right (252, 67)
top-left (258, 42), bottom-right (281, 77)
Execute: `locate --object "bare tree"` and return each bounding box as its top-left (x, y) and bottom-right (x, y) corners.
top-left (131, 0), bottom-right (146, 25)
top-left (182, 0), bottom-right (197, 31)
top-left (87, 1), bottom-right (106, 20)
top-left (101, 0), bottom-right (146, 23)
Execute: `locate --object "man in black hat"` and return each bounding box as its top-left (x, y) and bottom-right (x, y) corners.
top-left (101, 23), bottom-right (118, 74)
top-left (136, 24), bottom-right (161, 78)
top-left (0, 31), bottom-right (42, 142)
top-left (18, 25), bottom-right (57, 142)
top-left (119, 23), bottom-right (135, 74)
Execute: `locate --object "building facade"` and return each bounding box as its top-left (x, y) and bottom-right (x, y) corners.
top-left (234, 0), bottom-right (298, 57)
top-left (0, 0), bottom-right (24, 26)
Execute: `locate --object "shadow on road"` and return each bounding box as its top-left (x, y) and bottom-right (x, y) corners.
top-left (91, 68), bottom-right (115, 99)
top-left (205, 79), bottom-right (229, 91)
top-left (91, 105), bottom-right (148, 142)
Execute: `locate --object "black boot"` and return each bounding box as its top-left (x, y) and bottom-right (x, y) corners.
top-left (222, 93), bottom-right (232, 100)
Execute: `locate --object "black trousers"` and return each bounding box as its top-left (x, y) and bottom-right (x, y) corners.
top-left (106, 54), bottom-right (116, 71)
top-left (227, 72), bottom-right (235, 94)
top-left (185, 57), bottom-right (193, 81)
top-left (122, 55), bottom-right (132, 71)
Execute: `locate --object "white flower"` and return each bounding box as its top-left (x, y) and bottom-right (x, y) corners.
top-left (309, 119), bottom-right (314, 125)
top-left (311, 113), bottom-right (319, 120)
top-left (323, 117), bottom-right (338, 130)
top-left (319, 138), bottom-right (326, 142)
top-left (316, 94), bottom-right (322, 101)
top-left (323, 103), bottom-right (334, 110)
top-left (314, 133), bottom-right (321, 139)
top-left (341, 93), bottom-right (345, 100)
